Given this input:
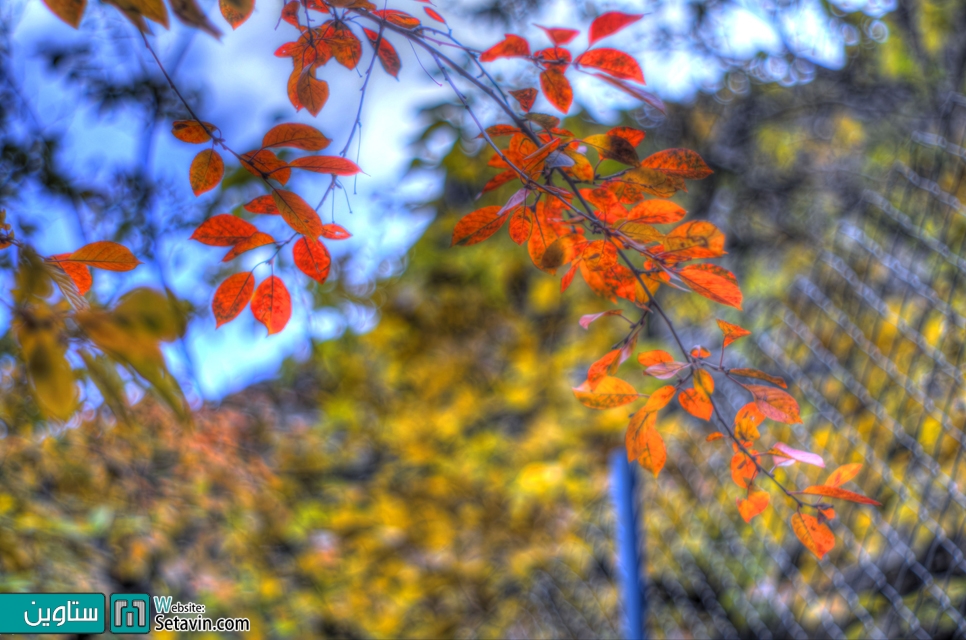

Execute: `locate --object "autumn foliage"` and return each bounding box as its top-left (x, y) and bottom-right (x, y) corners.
top-left (33, 0), bottom-right (881, 562)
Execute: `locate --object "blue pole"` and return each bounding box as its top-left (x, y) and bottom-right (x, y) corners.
top-left (610, 448), bottom-right (646, 640)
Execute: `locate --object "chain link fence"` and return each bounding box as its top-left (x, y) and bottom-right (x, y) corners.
top-left (634, 95), bottom-right (966, 640)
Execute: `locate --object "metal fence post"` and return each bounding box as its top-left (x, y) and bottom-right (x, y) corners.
top-left (610, 448), bottom-right (646, 640)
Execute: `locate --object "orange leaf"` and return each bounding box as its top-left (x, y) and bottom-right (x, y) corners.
top-left (636, 424), bottom-right (666, 477)
top-left (706, 432), bottom-right (724, 442)
top-left (508, 207), bottom-right (533, 244)
top-left (607, 126), bottom-right (645, 147)
top-left (251, 276), bottom-right (292, 335)
top-left (482, 169), bottom-right (518, 194)
top-left (615, 167), bottom-right (685, 198)
top-left (637, 349), bottom-right (673, 368)
top-left (540, 67), bottom-right (572, 113)
top-left (575, 49), bottom-right (644, 83)
top-left (262, 123), bottom-right (331, 151)
top-left (694, 369), bottom-right (714, 395)
top-left (42, 0), bottom-right (87, 28)
top-left (65, 241), bottom-right (141, 272)
top-left (745, 384), bottom-right (802, 424)
top-left (219, 0), bottom-right (253, 28)
top-left (509, 88), bottom-right (537, 112)
top-left (289, 156), bottom-right (362, 176)
top-left (734, 402), bottom-right (764, 442)
top-left (292, 236), bottom-right (331, 284)
top-left (625, 409), bottom-right (656, 461)
top-left (679, 264), bottom-right (743, 309)
top-left (583, 133), bottom-right (639, 166)
top-left (212, 272), bottom-right (254, 328)
top-left (273, 190), bottom-right (324, 239)
top-left (222, 232), bottom-right (274, 261)
top-left (737, 488), bottom-right (769, 523)
top-left (730, 368), bottom-right (787, 389)
top-left (189, 149), bottom-right (225, 196)
top-left (480, 34), bottom-right (530, 62)
top-left (588, 11), bottom-right (642, 45)
top-left (587, 349), bottom-right (622, 389)
top-left (372, 9), bottom-right (420, 28)
top-left (573, 376), bottom-right (639, 409)
top-left (791, 513), bottom-right (835, 559)
top-left (452, 205), bottom-right (511, 246)
top-left (423, 6), bottom-right (445, 23)
top-left (642, 384), bottom-right (676, 413)
top-left (801, 485), bottom-right (881, 506)
top-left (190, 214), bottom-right (258, 246)
top-left (825, 463), bottom-right (863, 488)
top-left (296, 70), bottom-right (330, 117)
top-left (536, 25), bottom-right (579, 45)
top-left (679, 387), bottom-right (712, 420)
top-left (48, 253), bottom-right (92, 295)
top-left (626, 199), bottom-right (685, 224)
top-left (240, 149), bottom-right (291, 184)
top-left (663, 220), bottom-right (725, 260)
top-left (362, 27), bottom-right (402, 78)
top-left (690, 346), bottom-right (710, 359)
top-left (731, 449), bottom-right (758, 489)
top-left (483, 124), bottom-right (523, 138)
top-left (172, 120), bottom-right (216, 144)
top-left (640, 148), bottom-right (713, 179)
top-left (244, 195), bottom-right (279, 215)
top-left (320, 224), bottom-right (351, 240)
top-left (716, 318), bottom-right (750, 347)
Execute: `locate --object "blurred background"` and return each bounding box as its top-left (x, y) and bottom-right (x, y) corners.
top-left (3, 0), bottom-right (966, 637)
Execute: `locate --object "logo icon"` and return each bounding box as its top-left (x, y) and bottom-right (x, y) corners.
top-left (110, 593), bottom-right (149, 634)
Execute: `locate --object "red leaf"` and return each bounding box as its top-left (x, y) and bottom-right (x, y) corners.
top-left (801, 485), bottom-right (881, 506)
top-left (451, 206), bottom-right (510, 246)
top-left (536, 25), bottom-right (579, 45)
top-left (679, 264), bottom-right (743, 309)
top-left (423, 6), bottom-right (445, 23)
top-left (607, 126), bottom-right (645, 147)
top-left (296, 70), bottom-right (330, 117)
top-left (289, 156), bottom-right (363, 176)
top-left (293, 236), bottom-right (331, 284)
top-left (262, 123), bottom-right (331, 151)
top-left (240, 149), bottom-right (291, 184)
top-left (222, 232), bottom-right (274, 261)
top-left (189, 149), bottom-right (224, 196)
top-left (172, 120), bottom-right (216, 144)
top-left (273, 190), bottom-right (324, 239)
top-left (48, 253), bottom-right (92, 295)
top-left (362, 27), bottom-right (402, 78)
top-left (640, 148), bottom-right (713, 179)
top-left (509, 88), bottom-right (537, 112)
top-left (731, 449), bottom-right (758, 489)
top-left (220, 0), bottom-right (253, 29)
top-left (791, 513), bottom-right (835, 559)
top-left (281, 1), bottom-right (301, 28)
top-left (706, 432), bottom-right (724, 442)
top-left (589, 11), bottom-right (643, 45)
top-left (576, 48), bottom-right (644, 83)
top-left (480, 34), bottom-right (530, 62)
top-left (251, 276), bottom-right (292, 335)
top-left (190, 214), bottom-right (258, 246)
top-left (244, 195), bottom-right (279, 215)
top-left (625, 200), bottom-right (684, 224)
top-left (372, 9), bottom-right (420, 29)
top-left (540, 67), bottom-right (572, 113)
top-left (212, 272), bottom-right (254, 328)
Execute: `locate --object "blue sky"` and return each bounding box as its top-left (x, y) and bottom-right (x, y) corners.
top-left (5, 0), bottom-right (887, 401)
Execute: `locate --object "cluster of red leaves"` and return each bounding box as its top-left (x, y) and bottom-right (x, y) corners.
top-left (173, 121), bottom-right (357, 334)
top-left (480, 12), bottom-right (660, 113)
